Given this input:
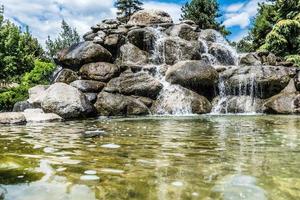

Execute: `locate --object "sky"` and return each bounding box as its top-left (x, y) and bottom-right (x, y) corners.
top-left (2, 0), bottom-right (266, 46)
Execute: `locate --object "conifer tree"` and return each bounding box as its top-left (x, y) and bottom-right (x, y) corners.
top-left (181, 0), bottom-right (230, 36)
top-left (115, 0), bottom-right (143, 23)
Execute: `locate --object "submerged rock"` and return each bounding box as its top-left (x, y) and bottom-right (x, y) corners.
top-left (104, 70), bottom-right (163, 99)
top-left (80, 62), bottom-right (120, 82)
top-left (41, 83), bottom-right (96, 119)
top-left (56, 41), bottom-right (112, 69)
top-left (95, 92), bottom-right (149, 116)
top-left (165, 60), bottom-right (218, 96)
top-left (0, 112), bottom-right (26, 124)
top-left (128, 9), bottom-right (173, 26)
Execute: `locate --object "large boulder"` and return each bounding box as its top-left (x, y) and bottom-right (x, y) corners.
top-left (95, 92), bottom-right (149, 116)
top-left (165, 60), bottom-right (218, 96)
top-left (199, 29), bottom-right (228, 45)
top-left (209, 43), bottom-right (238, 66)
top-left (158, 37), bottom-right (206, 65)
top-left (104, 70), bottom-right (163, 99)
top-left (53, 69), bottom-right (79, 84)
top-left (128, 10), bottom-right (173, 26)
top-left (28, 85), bottom-right (49, 107)
top-left (151, 85), bottom-right (212, 114)
top-left (70, 80), bottom-right (106, 93)
top-left (80, 62), bottom-right (120, 82)
top-left (116, 43), bottom-right (149, 66)
top-left (13, 101), bottom-right (34, 112)
top-left (167, 23), bottom-right (198, 41)
top-left (56, 41), bottom-right (112, 69)
top-left (23, 109), bottom-right (63, 123)
top-left (0, 112), bottom-right (26, 124)
top-left (239, 53), bottom-right (261, 66)
top-left (220, 65), bottom-right (297, 99)
top-left (41, 83), bottom-right (96, 119)
top-left (127, 27), bottom-right (158, 52)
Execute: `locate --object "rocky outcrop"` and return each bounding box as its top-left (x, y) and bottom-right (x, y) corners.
top-left (128, 10), bottom-right (173, 25)
top-left (166, 60), bottom-right (218, 96)
top-left (104, 70), bottom-right (163, 99)
top-left (57, 42), bottom-right (112, 69)
top-left (41, 83), bottom-right (96, 119)
top-left (70, 80), bottom-right (106, 93)
top-left (80, 62), bottom-right (120, 82)
top-left (0, 112), bottom-right (26, 124)
top-left (95, 92), bottom-right (149, 116)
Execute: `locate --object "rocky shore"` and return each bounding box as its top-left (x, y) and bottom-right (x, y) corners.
top-left (1, 9), bottom-right (300, 124)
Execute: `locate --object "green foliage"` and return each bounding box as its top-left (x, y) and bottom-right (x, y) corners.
top-left (115, 0), bottom-right (143, 23)
top-left (180, 0), bottom-right (230, 36)
top-left (0, 85), bottom-right (29, 111)
top-left (46, 20), bottom-right (80, 59)
top-left (0, 8), bottom-right (44, 81)
top-left (236, 35), bottom-right (255, 53)
top-left (285, 55), bottom-right (300, 67)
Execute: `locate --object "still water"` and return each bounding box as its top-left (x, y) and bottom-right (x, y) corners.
top-left (0, 115), bottom-right (300, 200)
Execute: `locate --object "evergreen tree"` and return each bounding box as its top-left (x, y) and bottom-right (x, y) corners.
top-left (181, 0), bottom-right (230, 36)
top-left (46, 20), bottom-right (80, 59)
top-left (0, 5), bottom-right (4, 24)
top-left (115, 0), bottom-right (143, 23)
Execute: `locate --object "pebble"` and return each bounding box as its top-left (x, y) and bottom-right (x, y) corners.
top-left (101, 144), bottom-right (120, 149)
top-left (80, 175), bottom-right (100, 181)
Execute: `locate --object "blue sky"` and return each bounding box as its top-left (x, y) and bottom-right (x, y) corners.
top-left (3, 0), bottom-right (266, 45)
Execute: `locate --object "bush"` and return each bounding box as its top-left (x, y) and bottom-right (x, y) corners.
top-left (0, 85), bottom-right (29, 111)
top-left (286, 55), bottom-right (300, 67)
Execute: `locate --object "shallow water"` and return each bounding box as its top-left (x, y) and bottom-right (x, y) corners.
top-left (0, 115), bottom-right (300, 200)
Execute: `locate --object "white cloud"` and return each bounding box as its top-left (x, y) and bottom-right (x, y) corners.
top-left (222, 0), bottom-right (267, 32)
top-left (2, 0), bottom-right (181, 47)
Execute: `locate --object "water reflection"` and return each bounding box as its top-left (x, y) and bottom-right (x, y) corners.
top-left (0, 115), bottom-right (300, 199)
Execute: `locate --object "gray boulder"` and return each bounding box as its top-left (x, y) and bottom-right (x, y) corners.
top-left (116, 43), bottom-right (149, 66)
top-left (80, 62), bottom-right (120, 82)
top-left (84, 93), bottom-right (98, 103)
top-left (13, 101), bottom-right (34, 112)
top-left (0, 112), bottom-right (26, 124)
top-left (151, 85), bottom-right (212, 114)
top-left (220, 65), bottom-right (297, 99)
top-left (95, 92), bottom-right (149, 116)
top-left (127, 27), bottom-right (158, 52)
top-left (28, 85), bottom-right (49, 107)
top-left (70, 80), bottom-right (106, 93)
top-left (209, 43), bottom-right (238, 66)
top-left (128, 10), bottom-right (173, 26)
top-left (167, 23), bottom-right (198, 41)
top-left (165, 60), bottom-right (218, 95)
top-left (23, 109), bottom-right (63, 123)
top-left (56, 41), bottom-right (112, 69)
top-left (199, 29), bottom-right (228, 45)
top-left (53, 69), bottom-right (79, 84)
top-left (239, 53), bottom-right (261, 66)
top-left (104, 70), bottom-right (163, 99)
top-left (41, 83), bottom-right (96, 119)
top-left (83, 31), bottom-right (97, 41)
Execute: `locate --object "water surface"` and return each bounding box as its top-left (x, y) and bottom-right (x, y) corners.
top-left (0, 115), bottom-right (300, 200)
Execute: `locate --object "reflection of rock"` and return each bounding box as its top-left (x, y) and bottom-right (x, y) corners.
top-left (212, 175), bottom-right (267, 200)
top-left (0, 112), bottom-right (26, 124)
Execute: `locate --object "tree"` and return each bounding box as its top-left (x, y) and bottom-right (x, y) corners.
top-left (46, 20), bottom-right (80, 59)
top-left (115, 0), bottom-right (143, 23)
top-left (181, 0), bottom-right (230, 36)
top-left (0, 5), bottom-right (4, 24)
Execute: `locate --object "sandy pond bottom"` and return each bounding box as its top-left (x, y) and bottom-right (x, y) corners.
top-left (0, 115), bottom-right (300, 200)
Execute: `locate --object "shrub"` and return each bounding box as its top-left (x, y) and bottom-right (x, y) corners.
top-left (286, 55), bottom-right (300, 67)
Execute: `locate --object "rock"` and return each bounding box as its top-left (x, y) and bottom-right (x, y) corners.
top-left (151, 85), bottom-right (212, 114)
top-left (116, 43), bottom-right (149, 66)
top-left (104, 70), bottom-right (163, 99)
top-left (181, 20), bottom-right (196, 26)
top-left (80, 62), bottom-right (120, 82)
top-left (128, 9), bottom-right (173, 26)
top-left (104, 34), bottom-right (125, 53)
top-left (70, 80), bottom-right (106, 93)
top-left (23, 109), bottom-right (63, 123)
top-left (199, 29), bottom-right (228, 45)
top-left (165, 60), bottom-right (218, 97)
top-left (56, 41), bottom-right (112, 69)
top-left (167, 23), bottom-right (198, 40)
top-left (127, 27), bottom-right (158, 52)
top-left (212, 96), bottom-right (265, 113)
top-left (0, 112), bottom-right (26, 124)
top-left (264, 79), bottom-right (300, 114)
top-left (28, 85), bottom-right (49, 107)
top-left (41, 83), bottom-right (96, 119)
top-left (132, 96), bottom-right (153, 107)
top-left (209, 43), bottom-right (238, 66)
top-left (239, 53), bottom-right (261, 66)
top-left (95, 92), bottom-right (149, 116)
top-left (201, 53), bottom-right (218, 66)
top-left (158, 36), bottom-right (205, 65)
top-left (102, 19), bottom-right (121, 25)
top-left (93, 31), bottom-right (106, 44)
top-left (83, 31), bottom-right (97, 41)
top-left (84, 93), bottom-right (98, 103)
top-left (53, 69), bottom-right (79, 84)
top-left (294, 70), bottom-right (300, 91)
top-left (220, 65), bottom-right (297, 99)
top-left (13, 101), bottom-right (34, 112)
top-left (83, 130), bottom-right (107, 138)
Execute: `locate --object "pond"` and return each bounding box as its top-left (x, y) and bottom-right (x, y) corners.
top-left (0, 115), bottom-right (300, 200)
